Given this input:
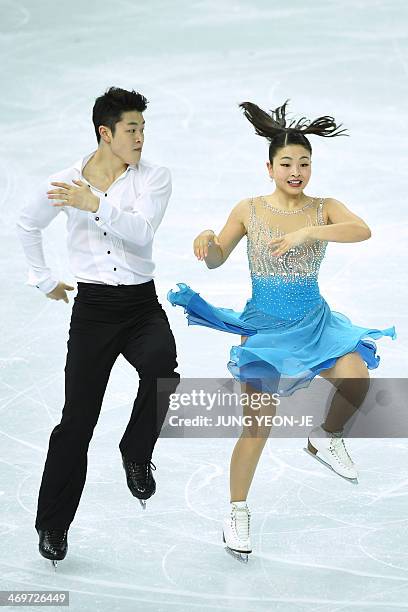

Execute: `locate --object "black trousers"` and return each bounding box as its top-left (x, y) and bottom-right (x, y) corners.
top-left (35, 280), bottom-right (180, 530)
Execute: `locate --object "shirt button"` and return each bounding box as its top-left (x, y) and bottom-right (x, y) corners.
top-left (113, 267), bottom-right (117, 271)
top-left (104, 193), bottom-right (107, 197)
top-left (104, 232), bottom-right (106, 236)
top-left (95, 216), bottom-right (99, 221)
top-left (107, 251), bottom-right (111, 254)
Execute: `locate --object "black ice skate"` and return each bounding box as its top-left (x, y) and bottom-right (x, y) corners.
top-left (122, 457), bottom-right (156, 509)
top-left (37, 528), bottom-right (68, 570)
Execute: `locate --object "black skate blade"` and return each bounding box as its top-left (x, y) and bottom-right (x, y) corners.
top-left (51, 560), bottom-right (58, 570)
top-left (139, 499), bottom-right (146, 510)
top-left (303, 447), bottom-right (359, 484)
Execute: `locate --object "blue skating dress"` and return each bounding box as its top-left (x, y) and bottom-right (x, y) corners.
top-left (167, 196), bottom-right (397, 396)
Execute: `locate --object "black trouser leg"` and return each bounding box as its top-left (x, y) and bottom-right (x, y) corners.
top-left (35, 297), bottom-right (121, 530)
top-left (35, 281), bottom-right (179, 530)
top-left (119, 307), bottom-right (180, 462)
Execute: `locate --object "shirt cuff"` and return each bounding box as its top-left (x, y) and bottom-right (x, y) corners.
top-left (92, 196), bottom-right (112, 225)
top-left (31, 278), bottom-right (59, 294)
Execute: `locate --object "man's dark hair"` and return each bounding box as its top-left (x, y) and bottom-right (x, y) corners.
top-left (92, 87), bottom-right (148, 143)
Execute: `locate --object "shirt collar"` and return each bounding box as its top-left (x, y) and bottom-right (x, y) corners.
top-left (73, 151), bottom-right (139, 175)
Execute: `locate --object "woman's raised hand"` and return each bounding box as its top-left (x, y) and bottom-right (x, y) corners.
top-left (269, 227), bottom-right (311, 257)
top-left (193, 230), bottom-right (221, 260)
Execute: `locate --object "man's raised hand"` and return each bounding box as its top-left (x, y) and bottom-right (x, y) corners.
top-left (47, 180), bottom-right (100, 213)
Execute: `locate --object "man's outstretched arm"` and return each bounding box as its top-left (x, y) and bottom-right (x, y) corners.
top-left (16, 181), bottom-right (63, 294)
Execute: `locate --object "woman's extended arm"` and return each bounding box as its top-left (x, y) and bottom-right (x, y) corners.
top-left (193, 200), bottom-right (248, 269)
top-left (307, 198), bottom-right (371, 242)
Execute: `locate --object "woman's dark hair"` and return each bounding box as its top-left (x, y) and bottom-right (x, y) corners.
top-left (239, 99), bottom-right (348, 162)
top-left (92, 86), bottom-right (148, 143)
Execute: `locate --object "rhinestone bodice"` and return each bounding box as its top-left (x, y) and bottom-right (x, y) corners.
top-left (247, 196), bottom-right (328, 279)
top-left (245, 196), bottom-right (328, 320)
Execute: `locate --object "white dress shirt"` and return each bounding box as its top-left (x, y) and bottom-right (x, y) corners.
top-left (16, 151), bottom-right (172, 293)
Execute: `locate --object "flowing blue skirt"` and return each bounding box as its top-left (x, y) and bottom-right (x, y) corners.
top-left (167, 278), bottom-right (397, 396)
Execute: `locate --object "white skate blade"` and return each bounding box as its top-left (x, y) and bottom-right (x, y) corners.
top-left (222, 532), bottom-right (251, 563)
top-left (139, 499), bottom-right (147, 510)
top-left (303, 447), bottom-right (358, 484)
top-left (225, 546), bottom-right (249, 563)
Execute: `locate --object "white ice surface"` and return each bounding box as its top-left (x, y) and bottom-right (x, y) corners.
top-left (1, 0), bottom-right (408, 610)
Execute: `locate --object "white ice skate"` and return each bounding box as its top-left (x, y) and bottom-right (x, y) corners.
top-left (222, 501), bottom-right (252, 563)
top-left (305, 424), bottom-right (358, 482)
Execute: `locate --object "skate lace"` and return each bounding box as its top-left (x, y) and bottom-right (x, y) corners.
top-left (231, 506), bottom-right (250, 541)
top-left (47, 529), bottom-right (68, 544)
top-left (126, 460), bottom-right (156, 481)
top-left (329, 436), bottom-right (354, 468)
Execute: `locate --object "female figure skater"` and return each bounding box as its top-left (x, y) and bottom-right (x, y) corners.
top-left (167, 100), bottom-right (396, 562)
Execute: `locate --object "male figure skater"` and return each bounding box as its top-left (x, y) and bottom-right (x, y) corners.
top-left (16, 86), bottom-right (180, 567)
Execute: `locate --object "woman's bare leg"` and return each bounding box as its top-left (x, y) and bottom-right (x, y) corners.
top-left (230, 336), bottom-right (277, 502)
top-left (319, 352), bottom-right (370, 432)
top-left (230, 415), bottom-right (271, 501)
